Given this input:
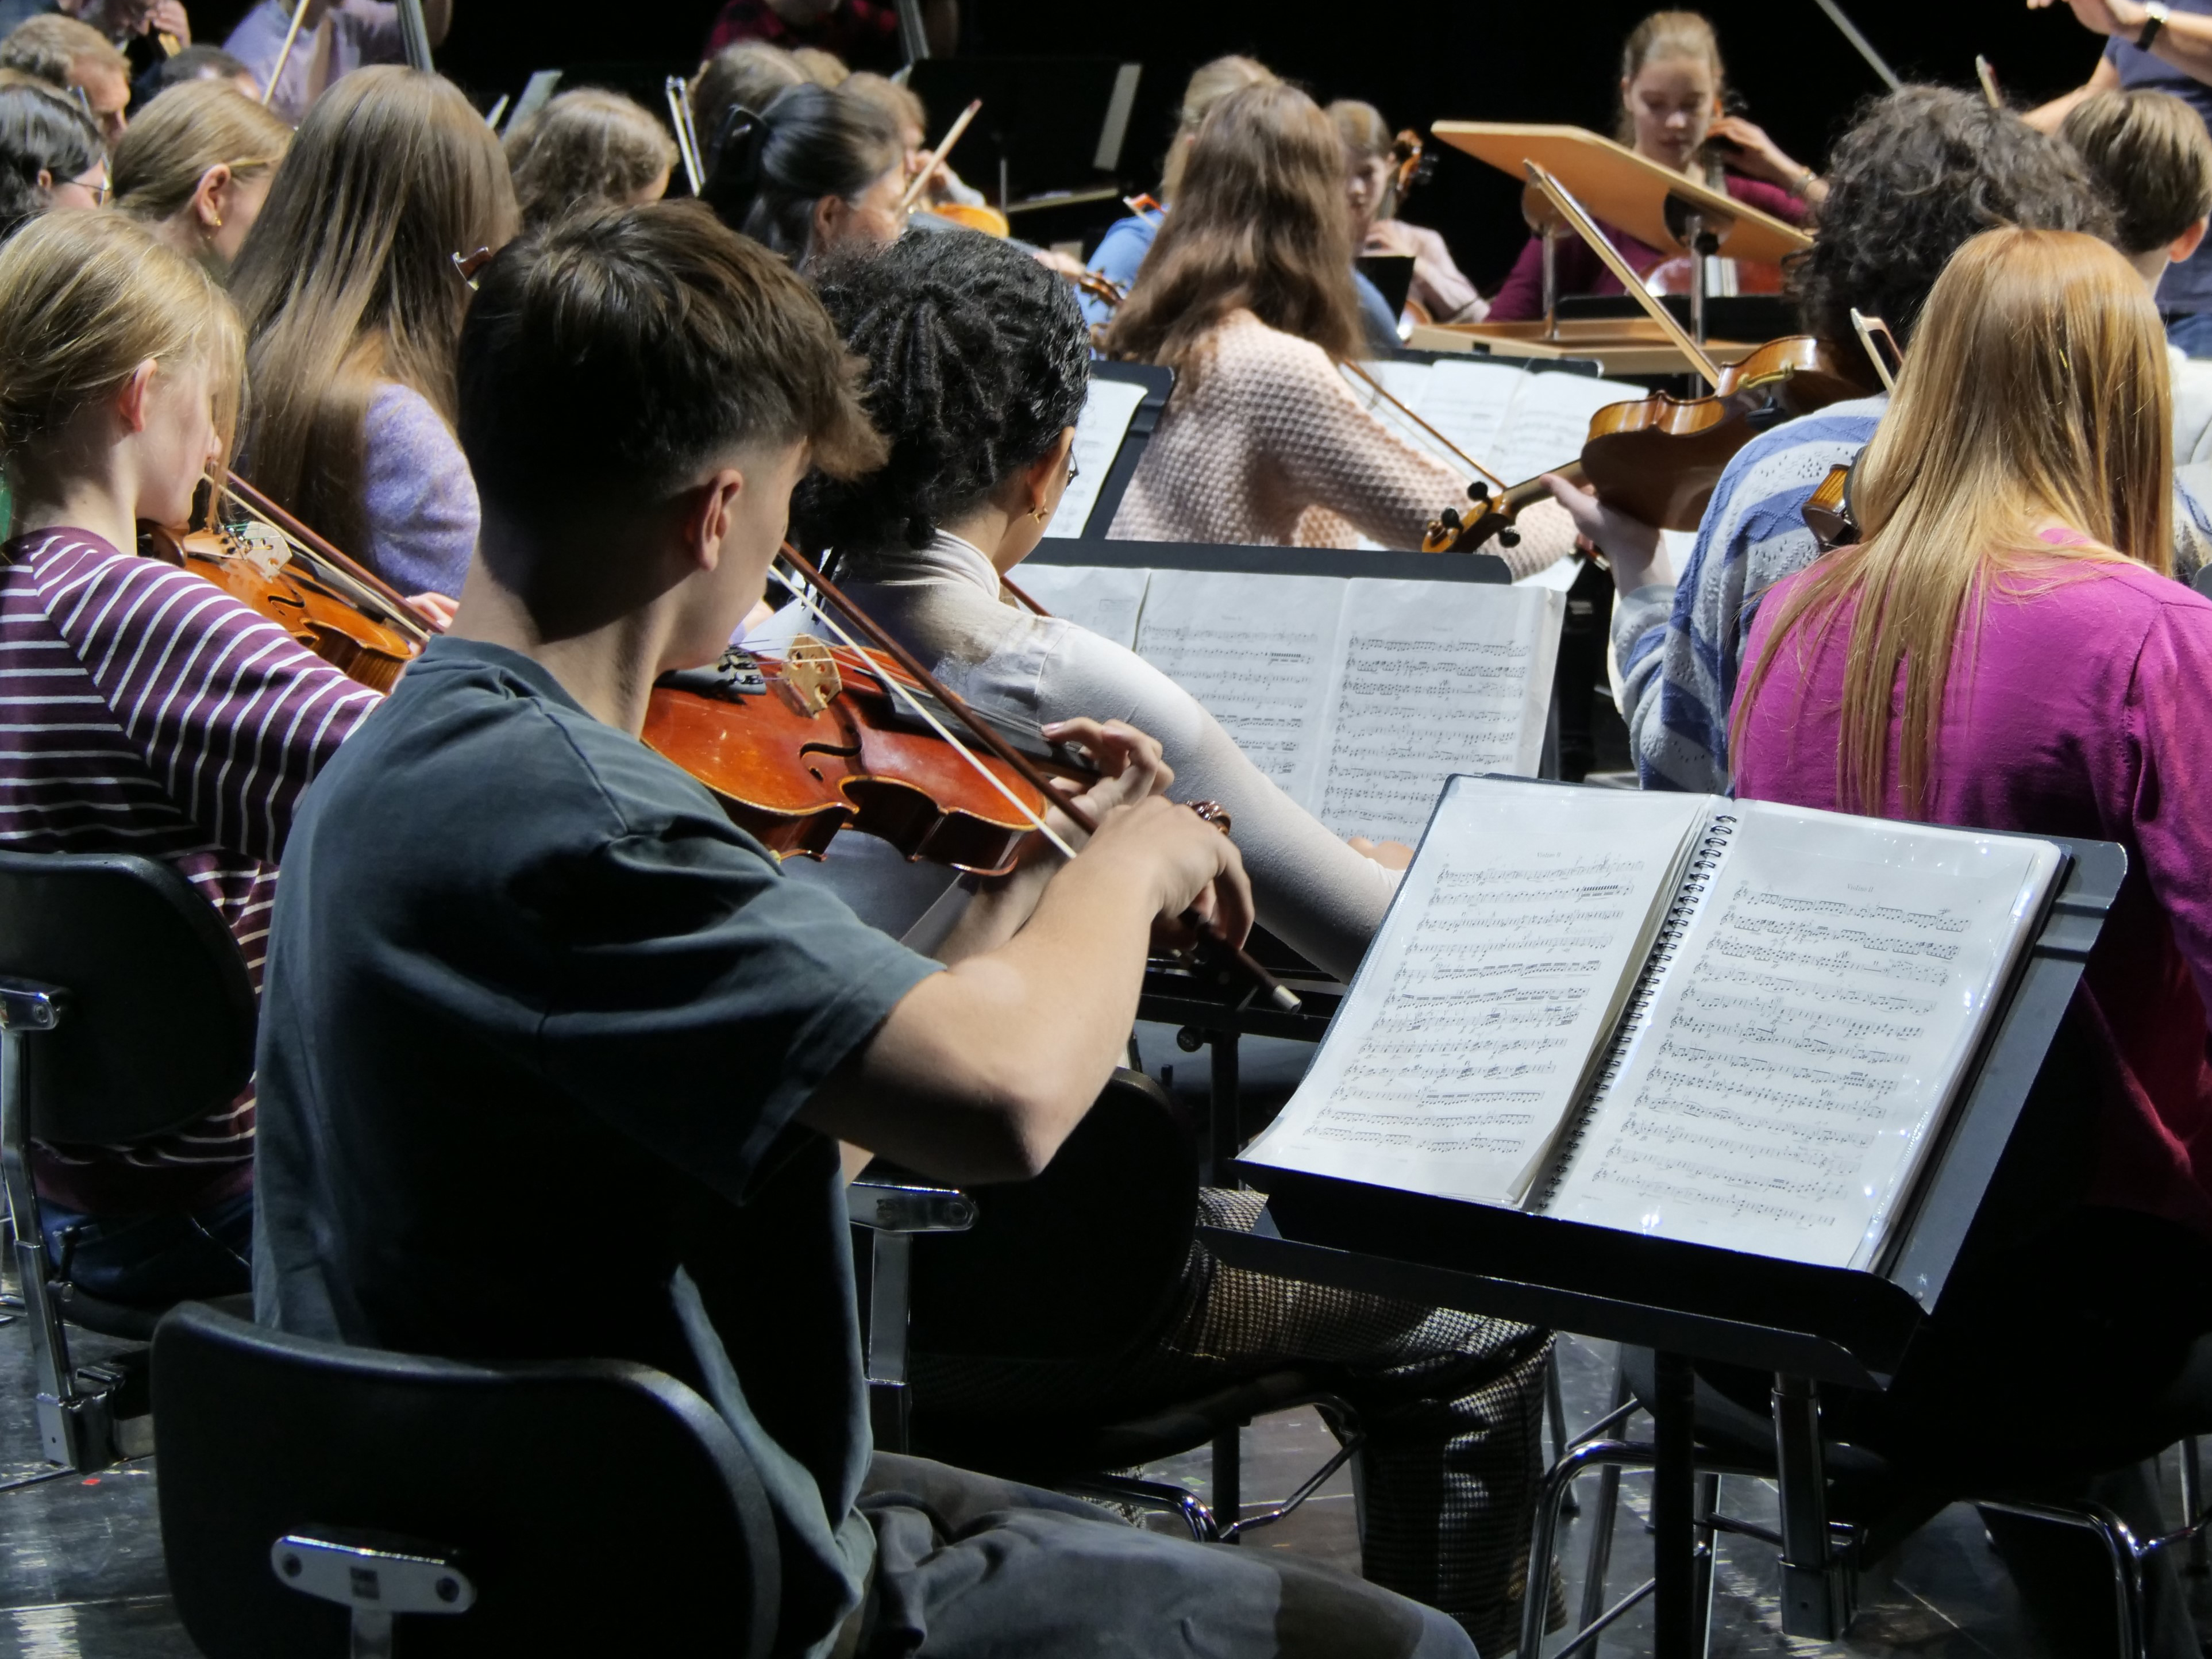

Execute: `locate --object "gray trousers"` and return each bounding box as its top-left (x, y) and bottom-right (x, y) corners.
top-left (855, 1451), bottom-right (1478, 1658)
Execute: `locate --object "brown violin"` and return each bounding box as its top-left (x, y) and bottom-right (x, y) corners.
top-left (642, 636), bottom-right (1090, 876)
top-left (137, 477), bottom-right (431, 693)
top-left (1422, 463), bottom-right (1585, 555)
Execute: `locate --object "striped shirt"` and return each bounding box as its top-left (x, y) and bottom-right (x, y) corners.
top-left (0, 527), bottom-right (380, 1213)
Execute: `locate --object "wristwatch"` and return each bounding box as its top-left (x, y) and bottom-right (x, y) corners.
top-left (2141, 2), bottom-right (2171, 52)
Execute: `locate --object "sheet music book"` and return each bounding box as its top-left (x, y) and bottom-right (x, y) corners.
top-left (1339, 358), bottom-right (1642, 495)
top-left (1004, 568), bottom-right (1564, 844)
top-left (1041, 378), bottom-right (1150, 540)
top-left (1244, 776), bottom-right (2064, 1271)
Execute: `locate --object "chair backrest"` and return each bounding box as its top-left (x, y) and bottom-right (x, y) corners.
top-left (0, 850), bottom-right (255, 1144)
top-left (152, 1300), bottom-right (783, 1657)
top-left (909, 1067), bottom-right (1198, 1362)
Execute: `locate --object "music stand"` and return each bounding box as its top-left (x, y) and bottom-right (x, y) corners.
top-left (1039, 362), bottom-right (1171, 545)
top-left (1206, 809), bottom-right (2124, 1658)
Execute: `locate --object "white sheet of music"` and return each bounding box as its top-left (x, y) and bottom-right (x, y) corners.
top-left (1132, 569), bottom-right (1344, 802)
top-left (1041, 376), bottom-right (1150, 540)
top-left (1006, 563), bottom-right (1151, 650)
top-left (1414, 359), bottom-right (1537, 472)
top-left (1544, 802), bottom-right (2061, 1269)
top-left (1309, 582), bottom-right (1564, 844)
top-left (1488, 370), bottom-right (1640, 485)
top-left (1246, 779), bottom-right (1713, 1203)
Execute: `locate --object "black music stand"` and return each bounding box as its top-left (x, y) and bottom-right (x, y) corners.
top-left (1023, 540), bottom-right (1532, 1182)
top-left (1039, 363), bottom-right (1171, 546)
top-left (1205, 824), bottom-right (2124, 1658)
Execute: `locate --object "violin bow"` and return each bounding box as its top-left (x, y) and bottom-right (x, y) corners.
top-left (1524, 163), bottom-right (1724, 391)
top-left (665, 75), bottom-right (705, 196)
top-left (773, 544), bottom-right (1300, 1013)
top-left (1340, 360), bottom-right (1509, 493)
top-left (999, 573), bottom-right (1051, 617)
top-left (261, 0), bottom-right (313, 106)
top-left (899, 98), bottom-right (980, 215)
top-left (218, 473), bottom-right (431, 643)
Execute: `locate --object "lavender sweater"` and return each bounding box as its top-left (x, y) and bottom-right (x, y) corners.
top-left (362, 382), bottom-right (478, 599)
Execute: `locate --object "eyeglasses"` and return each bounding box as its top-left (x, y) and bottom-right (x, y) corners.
top-left (74, 175), bottom-right (110, 205)
top-left (1065, 451), bottom-right (1080, 486)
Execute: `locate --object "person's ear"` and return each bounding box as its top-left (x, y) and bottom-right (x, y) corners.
top-left (812, 192), bottom-right (846, 254)
top-left (114, 358), bottom-right (159, 434)
top-left (680, 467), bottom-right (747, 573)
top-left (2174, 215), bottom-right (2210, 268)
top-left (191, 163), bottom-right (231, 230)
top-left (34, 167), bottom-right (51, 194)
top-left (1022, 428), bottom-right (1076, 521)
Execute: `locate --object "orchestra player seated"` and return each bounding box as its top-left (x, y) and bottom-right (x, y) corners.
top-left (699, 79), bottom-right (907, 267)
top-left (0, 211), bottom-right (383, 1305)
top-left (222, 0), bottom-right (454, 128)
top-left (0, 14), bottom-right (130, 143)
top-left (112, 79), bottom-right (290, 270)
top-left (0, 75), bottom-right (107, 244)
top-left (1103, 81), bottom-right (1574, 566)
top-left (232, 67), bottom-right (516, 606)
top-left (251, 197), bottom-right (1481, 1659)
top-left (1546, 86), bottom-right (2138, 793)
top-left (502, 87), bottom-right (675, 232)
top-left (1485, 10), bottom-right (1818, 322)
top-left (841, 70), bottom-right (988, 211)
top-left (1331, 98), bottom-right (1485, 326)
top-left (758, 222), bottom-right (1560, 1657)
top-left (1731, 224), bottom-right (2212, 1659)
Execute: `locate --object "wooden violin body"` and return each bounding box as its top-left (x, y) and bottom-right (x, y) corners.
top-left (642, 640), bottom-right (1088, 876)
top-left (139, 519), bottom-right (421, 692)
top-left (1578, 335), bottom-right (1873, 531)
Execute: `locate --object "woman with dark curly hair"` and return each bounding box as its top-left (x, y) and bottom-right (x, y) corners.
top-left (1541, 84), bottom-right (2121, 794)
top-left (760, 221), bottom-right (1564, 1657)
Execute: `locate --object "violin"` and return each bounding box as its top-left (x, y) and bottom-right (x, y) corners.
top-left (1422, 464), bottom-right (1585, 555)
top-left (925, 202), bottom-right (1013, 237)
top-left (642, 636), bottom-right (1090, 876)
top-left (137, 479), bottom-right (430, 693)
top-left (1802, 459), bottom-right (1860, 552)
top-left (1578, 335), bottom-right (1871, 531)
top-left (1381, 128), bottom-right (1435, 222)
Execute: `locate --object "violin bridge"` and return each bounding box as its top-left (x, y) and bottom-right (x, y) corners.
top-left (777, 636), bottom-right (843, 717)
top-left (228, 521), bottom-right (294, 581)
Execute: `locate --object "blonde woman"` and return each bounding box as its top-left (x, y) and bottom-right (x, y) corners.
top-left (230, 67), bottom-right (517, 600)
top-left (1732, 226), bottom-right (2212, 1648)
top-left (0, 210), bottom-right (382, 1303)
top-left (1105, 83), bottom-right (1573, 565)
top-left (113, 79), bottom-right (288, 268)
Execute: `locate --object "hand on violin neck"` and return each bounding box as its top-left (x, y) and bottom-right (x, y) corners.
top-left (403, 591), bottom-right (457, 632)
top-left (1039, 717), bottom-right (1174, 833)
top-left (1539, 472), bottom-right (1671, 594)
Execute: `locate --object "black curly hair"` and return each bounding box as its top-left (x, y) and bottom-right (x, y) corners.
top-left (793, 228), bottom-right (1091, 557)
top-left (1792, 85), bottom-right (2113, 352)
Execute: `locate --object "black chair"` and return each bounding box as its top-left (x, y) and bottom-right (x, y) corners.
top-left (152, 1299), bottom-right (783, 1657)
top-left (0, 849), bottom-right (257, 1469)
top-left (857, 1068), bottom-right (1361, 1541)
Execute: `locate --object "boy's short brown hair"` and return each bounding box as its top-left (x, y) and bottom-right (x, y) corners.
top-left (456, 199), bottom-right (884, 566)
top-left (0, 15), bottom-right (124, 91)
top-left (2063, 89), bottom-right (2212, 257)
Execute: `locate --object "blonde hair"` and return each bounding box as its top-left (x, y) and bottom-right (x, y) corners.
top-left (2062, 88), bottom-right (2212, 255)
top-left (1161, 55), bottom-right (1277, 198)
top-left (841, 71), bottom-right (924, 144)
top-left (1616, 10), bottom-right (1725, 147)
top-left (230, 67), bottom-right (517, 555)
top-left (503, 88), bottom-right (676, 230)
top-left (790, 47), bottom-right (849, 89)
top-left (0, 15), bottom-right (124, 91)
top-left (113, 80), bottom-right (290, 225)
top-left (1328, 98), bottom-right (1390, 164)
top-left (0, 210), bottom-right (243, 492)
top-left (1739, 228), bottom-right (2168, 816)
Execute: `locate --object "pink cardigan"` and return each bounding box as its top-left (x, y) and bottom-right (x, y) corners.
top-left (1732, 546), bottom-right (2212, 1238)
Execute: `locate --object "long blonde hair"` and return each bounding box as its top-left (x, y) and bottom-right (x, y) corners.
top-left (0, 210), bottom-right (244, 496)
top-left (1738, 228), bottom-right (2169, 817)
top-left (113, 80), bottom-right (290, 225)
top-left (229, 68), bottom-right (517, 553)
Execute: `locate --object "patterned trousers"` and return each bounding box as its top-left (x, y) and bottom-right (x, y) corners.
top-left (911, 1187), bottom-right (1564, 1657)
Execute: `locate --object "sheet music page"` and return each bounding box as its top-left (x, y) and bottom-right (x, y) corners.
top-left (1413, 359), bottom-right (1535, 471)
top-left (1041, 377), bottom-right (1150, 540)
top-left (1342, 360), bottom-right (1463, 474)
top-left (1008, 564), bottom-right (1151, 650)
top-left (1544, 803), bottom-right (2062, 1269)
top-left (1132, 570), bottom-right (1346, 805)
top-left (1309, 582), bottom-right (1565, 844)
top-left (1244, 778), bottom-right (1717, 1203)
top-left (1486, 371), bottom-right (1642, 484)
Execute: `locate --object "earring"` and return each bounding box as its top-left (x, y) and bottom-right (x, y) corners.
top-left (209, 213), bottom-right (222, 228)
top-left (1030, 503), bottom-right (1050, 524)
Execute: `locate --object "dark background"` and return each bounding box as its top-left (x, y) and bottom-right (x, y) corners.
top-left (188, 0), bottom-right (2119, 289)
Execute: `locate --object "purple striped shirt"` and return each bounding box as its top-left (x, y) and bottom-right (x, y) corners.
top-left (0, 528), bottom-right (380, 1213)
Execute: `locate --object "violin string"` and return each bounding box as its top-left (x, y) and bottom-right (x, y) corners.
top-left (1340, 360), bottom-right (1509, 491)
top-left (766, 565), bottom-right (1080, 861)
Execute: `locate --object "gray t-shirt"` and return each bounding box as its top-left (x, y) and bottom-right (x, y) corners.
top-left (253, 634), bottom-right (937, 1652)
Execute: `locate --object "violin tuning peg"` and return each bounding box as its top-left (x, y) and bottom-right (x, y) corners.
top-left (1439, 508), bottom-right (1463, 530)
top-left (1498, 529), bottom-right (1521, 548)
top-left (1466, 482), bottom-right (1492, 503)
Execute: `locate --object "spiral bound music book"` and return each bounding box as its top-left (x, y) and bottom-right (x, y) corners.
top-left (1242, 775), bottom-right (2064, 1271)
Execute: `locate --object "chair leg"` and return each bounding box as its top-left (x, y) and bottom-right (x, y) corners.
top-left (1575, 1356), bottom-right (1634, 1634)
top-left (2181, 1438), bottom-right (2207, 1576)
top-left (1212, 1423), bottom-right (1242, 1540)
top-left (1547, 1345), bottom-right (1579, 1518)
top-left (1977, 1499), bottom-right (2147, 1659)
